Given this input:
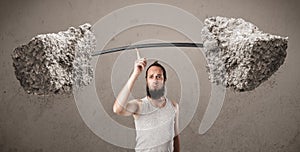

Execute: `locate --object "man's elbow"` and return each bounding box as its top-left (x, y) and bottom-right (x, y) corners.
top-left (113, 102), bottom-right (122, 115)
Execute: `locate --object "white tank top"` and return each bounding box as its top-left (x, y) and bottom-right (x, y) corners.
top-left (134, 97), bottom-right (176, 152)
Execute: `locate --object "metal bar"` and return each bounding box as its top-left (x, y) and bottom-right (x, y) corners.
top-left (92, 42), bottom-right (203, 56)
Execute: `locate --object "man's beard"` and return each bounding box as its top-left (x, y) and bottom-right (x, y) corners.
top-left (146, 84), bottom-right (165, 100)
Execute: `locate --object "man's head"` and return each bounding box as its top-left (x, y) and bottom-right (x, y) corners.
top-left (145, 61), bottom-right (167, 99)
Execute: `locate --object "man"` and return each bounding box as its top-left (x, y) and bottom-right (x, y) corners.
top-left (113, 51), bottom-right (180, 152)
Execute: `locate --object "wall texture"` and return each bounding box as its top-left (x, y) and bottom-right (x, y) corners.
top-left (0, 0), bottom-right (299, 152)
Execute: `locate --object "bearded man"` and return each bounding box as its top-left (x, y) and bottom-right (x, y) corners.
top-left (113, 52), bottom-right (180, 152)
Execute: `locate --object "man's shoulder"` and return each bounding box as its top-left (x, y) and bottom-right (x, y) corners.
top-left (128, 99), bottom-right (143, 111)
top-left (168, 99), bottom-right (179, 111)
top-left (130, 98), bottom-right (143, 103)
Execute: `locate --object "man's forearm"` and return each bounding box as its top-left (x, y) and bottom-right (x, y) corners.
top-left (113, 74), bottom-right (138, 113)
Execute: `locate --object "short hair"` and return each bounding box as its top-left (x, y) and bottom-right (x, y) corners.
top-left (145, 61), bottom-right (167, 82)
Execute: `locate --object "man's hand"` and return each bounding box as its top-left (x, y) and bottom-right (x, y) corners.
top-left (133, 57), bottom-right (147, 76)
top-left (133, 48), bottom-right (147, 77)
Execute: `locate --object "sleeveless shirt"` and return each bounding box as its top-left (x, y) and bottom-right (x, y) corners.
top-left (134, 97), bottom-right (176, 152)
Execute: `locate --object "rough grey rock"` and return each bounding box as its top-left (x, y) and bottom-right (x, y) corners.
top-left (201, 16), bottom-right (288, 91)
top-left (12, 23), bottom-right (96, 95)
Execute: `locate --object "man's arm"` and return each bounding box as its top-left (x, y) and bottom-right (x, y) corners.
top-left (173, 102), bottom-right (180, 152)
top-left (113, 57), bottom-right (147, 116)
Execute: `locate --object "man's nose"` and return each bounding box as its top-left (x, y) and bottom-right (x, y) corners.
top-left (153, 80), bottom-right (159, 85)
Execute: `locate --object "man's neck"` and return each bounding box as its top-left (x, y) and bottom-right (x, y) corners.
top-left (147, 96), bottom-right (166, 108)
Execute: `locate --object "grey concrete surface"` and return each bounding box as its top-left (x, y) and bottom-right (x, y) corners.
top-left (0, 0), bottom-right (299, 152)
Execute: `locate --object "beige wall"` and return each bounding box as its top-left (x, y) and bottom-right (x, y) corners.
top-left (1, 0), bottom-right (299, 151)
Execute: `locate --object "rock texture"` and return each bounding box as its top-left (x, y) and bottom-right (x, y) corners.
top-left (12, 23), bottom-right (95, 95)
top-left (202, 16), bottom-right (288, 91)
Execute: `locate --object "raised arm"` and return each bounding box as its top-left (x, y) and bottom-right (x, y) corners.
top-left (113, 57), bottom-right (147, 116)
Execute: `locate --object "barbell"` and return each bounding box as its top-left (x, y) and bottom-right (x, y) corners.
top-left (11, 16), bottom-right (288, 95)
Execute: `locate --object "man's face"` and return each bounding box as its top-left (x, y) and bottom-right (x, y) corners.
top-left (146, 66), bottom-right (165, 99)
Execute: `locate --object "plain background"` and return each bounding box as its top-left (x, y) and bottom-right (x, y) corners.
top-left (0, 0), bottom-right (299, 151)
